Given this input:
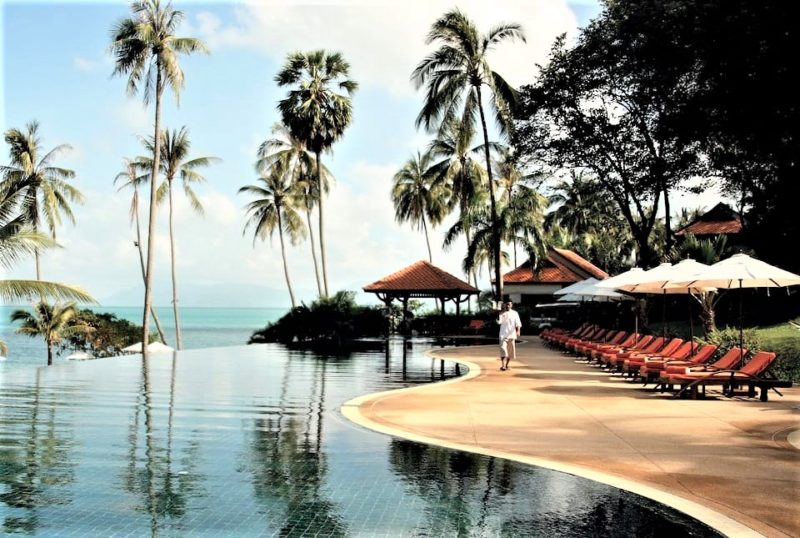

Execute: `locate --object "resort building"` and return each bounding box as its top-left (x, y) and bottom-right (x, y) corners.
top-left (503, 247), bottom-right (608, 306)
top-left (674, 202), bottom-right (743, 239)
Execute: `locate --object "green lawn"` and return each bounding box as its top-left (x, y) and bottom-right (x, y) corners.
top-left (755, 321), bottom-right (800, 383)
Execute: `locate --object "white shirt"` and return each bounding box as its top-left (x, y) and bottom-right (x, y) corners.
top-left (498, 310), bottom-right (522, 340)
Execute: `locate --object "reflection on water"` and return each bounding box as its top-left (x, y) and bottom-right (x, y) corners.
top-left (0, 339), bottom-right (720, 536)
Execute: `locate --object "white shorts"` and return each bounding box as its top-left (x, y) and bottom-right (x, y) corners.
top-left (499, 337), bottom-right (516, 359)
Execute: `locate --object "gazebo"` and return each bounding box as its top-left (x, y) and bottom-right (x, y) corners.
top-left (363, 260), bottom-right (479, 316)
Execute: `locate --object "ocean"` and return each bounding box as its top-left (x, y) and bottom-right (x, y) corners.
top-left (0, 306), bottom-right (286, 370)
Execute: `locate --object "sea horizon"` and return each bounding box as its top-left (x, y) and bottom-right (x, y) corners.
top-left (0, 305), bottom-right (288, 369)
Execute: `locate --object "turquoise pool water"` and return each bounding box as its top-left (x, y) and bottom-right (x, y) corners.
top-left (0, 339), bottom-right (721, 536)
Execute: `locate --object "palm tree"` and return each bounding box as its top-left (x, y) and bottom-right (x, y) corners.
top-left (545, 171), bottom-right (609, 235)
top-left (0, 186), bottom-right (94, 356)
top-left (240, 169), bottom-right (306, 308)
top-left (114, 158), bottom-right (168, 345)
top-left (1, 121), bottom-right (84, 280)
top-left (140, 127), bottom-right (217, 350)
top-left (391, 151), bottom-right (448, 262)
top-left (11, 302), bottom-right (90, 366)
top-left (427, 117), bottom-right (486, 287)
top-left (413, 9), bottom-right (525, 301)
top-left (257, 123), bottom-right (333, 297)
top-left (110, 0), bottom-right (208, 354)
top-left (493, 147), bottom-right (543, 266)
top-left (275, 50), bottom-right (358, 297)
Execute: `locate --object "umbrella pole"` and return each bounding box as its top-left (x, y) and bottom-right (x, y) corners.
top-left (739, 279), bottom-right (744, 365)
top-left (688, 292), bottom-right (694, 346)
top-left (662, 289), bottom-right (667, 338)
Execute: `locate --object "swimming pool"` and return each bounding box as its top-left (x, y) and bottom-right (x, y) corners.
top-left (0, 339), bottom-right (721, 536)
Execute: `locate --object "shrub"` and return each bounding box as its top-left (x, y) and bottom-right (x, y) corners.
top-left (249, 291), bottom-right (392, 346)
top-left (702, 326), bottom-right (762, 357)
top-left (60, 309), bottom-right (149, 357)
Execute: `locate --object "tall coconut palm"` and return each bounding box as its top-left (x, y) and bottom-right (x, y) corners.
top-left (1, 121), bottom-right (84, 280)
top-left (11, 302), bottom-right (90, 366)
top-left (110, 0), bottom-right (208, 354)
top-left (545, 171), bottom-right (610, 235)
top-left (114, 158), bottom-right (168, 345)
top-left (0, 187), bottom-right (94, 355)
top-left (257, 123), bottom-right (333, 297)
top-left (413, 9), bottom-right (525, 301)
top-left (140, 127), bottom-right (217, 350)
top-left (391, 151), bottom-right (448, 262)
top-left (240, 169), bottom-right (306, 308)
top-left (275, 50), bottom-right (358, 297)
top-left (493, 146), bottom-right (543, 266)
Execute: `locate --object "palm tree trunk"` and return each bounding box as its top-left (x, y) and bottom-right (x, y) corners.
top-left (306, 209), bottom-right (323, 297)
top-left (476, 89), bottom-right (502, 301)
top-left (465, 227), bottom-right (476, 311)
top-left (168, 180), bottom-right (183, 350)
top-left (315, 150), bottom-right (329, 297)
top-left (276, 209), bottom-right (297, 308)
top-left (422, 215), bottom-right (433, 263)
top-left (46, 340), bottom-right (53, 366)
top-left (142, 69), bottom-right (163, 357)
top-left (133, 190), bottom-right (168, 345)
top-left (35, 249), bottom-right (41, 281)
top-left (663, 183), bottom-right (673, 253)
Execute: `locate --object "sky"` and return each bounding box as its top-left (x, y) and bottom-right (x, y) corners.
top-left (0, 0), bottom-right (724, 308)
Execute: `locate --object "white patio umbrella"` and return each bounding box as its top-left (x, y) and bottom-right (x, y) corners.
top-left (667, 253), bottom-right (800, 361)
top-left (554, 277), bottom-right (598, 296)
top-left (66, 351), bottom-right (94, 361)
top-left (595, 267), bottom-right (646, 289)
top-left (121, 341), bottom-right (175, 354)
top-left (622, 259), bottom-right (713, 343)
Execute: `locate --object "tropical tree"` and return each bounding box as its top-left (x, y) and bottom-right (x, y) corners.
top-left (427, 117), bottom-right (486, 286)
top-left (413, 9), bottom-right (525, 301)
top-left (11, 302), bottom-right (90, 366)
top-left (275, 50), bottom-right (358, 297)
top-left (240, 169), bottom-right (306, 308)
top-left (0, 185), bottom-right (95, 355)
top-left (545, 171), bottom-right (611, 235)
top-left (140, 127), bottom-right (217, 349)
top-left (257, 123), bottom-right (333, 297)
top-left (1, 121), bottom-right (84, 280)
top-left (391, 151), bottom-right (448, 262)
top-left (110, 0), bottom-right (208, 354)
top-left (493, 147), bottom-right (544, 266)
top-left (114, 158), bottom-right (168, 344)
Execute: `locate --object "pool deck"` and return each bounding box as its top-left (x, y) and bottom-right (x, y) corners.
top-left (343, 338), bottom-right (800, 538)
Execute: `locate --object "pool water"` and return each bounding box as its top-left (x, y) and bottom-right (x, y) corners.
top-left (0, 339), bottom-right (721, 536)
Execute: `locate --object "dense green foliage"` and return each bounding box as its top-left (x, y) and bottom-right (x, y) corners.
top-left (249, 291), bottom-right (389, 346)
top-left (515, 0), bottom-right (800, 272)
top-left (60, 309), bottom-right (149, 358)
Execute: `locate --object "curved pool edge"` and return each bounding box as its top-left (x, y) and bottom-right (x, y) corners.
top-left (340, 345), bottom-right (764, 538)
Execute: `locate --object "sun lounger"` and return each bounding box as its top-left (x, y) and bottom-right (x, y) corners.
top-left (658, 347), bottom-right (746, 390)
top-left (464, 319), bottom-right (486, 334)
top-left (574, 331), bottom-right (627, 356)
top-left (588, 332), bottom-right (639, 360)
top-left (666, 351), bottom-right (791, 401)
top-left (596, 334), bottom-right (654, 363)
top-left (639, 344), bottom-right (718, 383)
top-left (604, 336), bottom-right (666, 370)
top-left (621, 339), bottom-right (690, 376)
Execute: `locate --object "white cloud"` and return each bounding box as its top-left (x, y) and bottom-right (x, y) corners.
top-left (112, 99), bottom-right (151, 135)
top-left (72, 55), bottom-right (96, 73)
top-left (184, 0), bottom-right (578, 96)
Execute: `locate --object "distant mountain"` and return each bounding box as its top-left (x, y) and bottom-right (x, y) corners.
top-left (99, 281), bottom-right (312, 308)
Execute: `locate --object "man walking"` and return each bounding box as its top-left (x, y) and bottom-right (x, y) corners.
top-left (497, 300), bottom-right (522, 371)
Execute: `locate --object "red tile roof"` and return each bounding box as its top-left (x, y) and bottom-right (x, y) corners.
top-left (675, 203), bottom-right (743, 236)
top-left (503, 248), bottom-right (608, 284)
top-left (676, 220), bottom-right (742, 236)
top-left (363, 260), bottom-right (479, 294)
top-left (552, 248), bottom-right (608, 279)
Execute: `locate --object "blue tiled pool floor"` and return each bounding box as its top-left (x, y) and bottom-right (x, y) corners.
top-left (0, 341), bottom-right (721, 536)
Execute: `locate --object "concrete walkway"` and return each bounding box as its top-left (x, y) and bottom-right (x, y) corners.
top-left (343, 338), bottom-right (800, 538)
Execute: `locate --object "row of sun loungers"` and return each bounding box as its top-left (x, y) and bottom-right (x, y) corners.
top-left (541, 324), bottom-right (792, 401)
